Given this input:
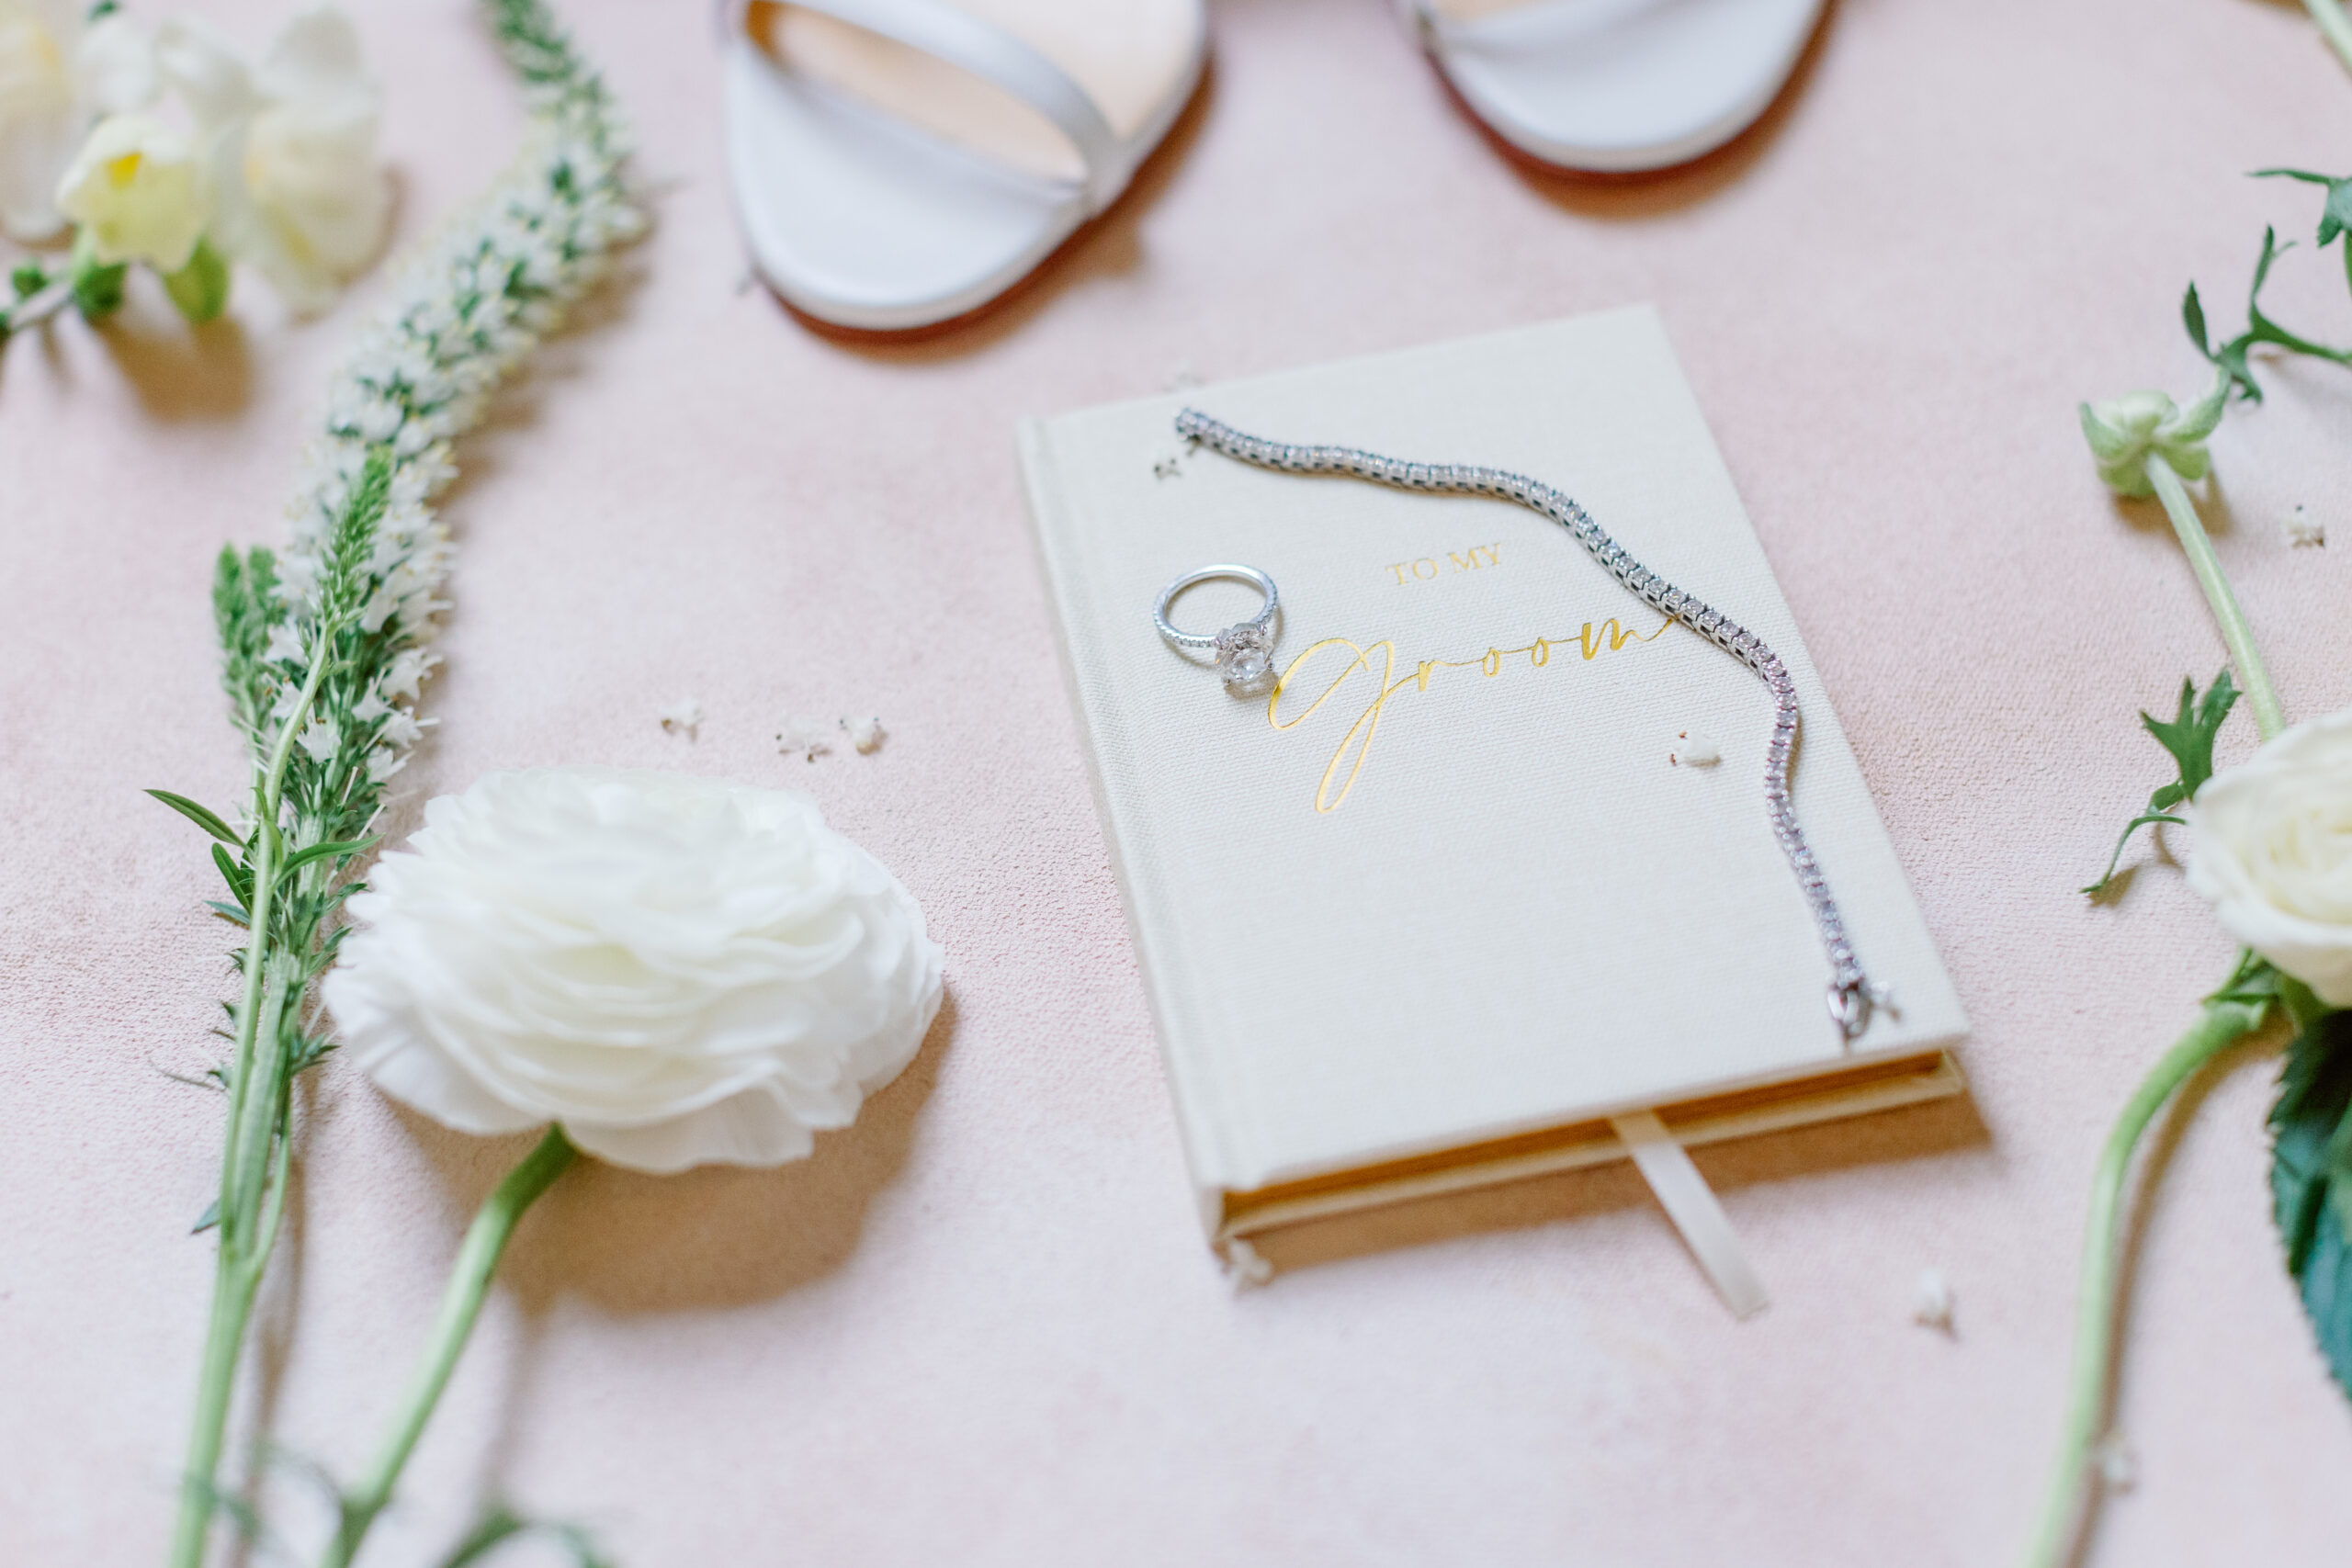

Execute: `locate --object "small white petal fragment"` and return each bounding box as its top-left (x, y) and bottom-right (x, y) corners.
top-left (1151, 451), bottom-right (1182, 480)
top-left (264, 622), bottom-right (306, 667)
top-left (1911, 1267), bottom-right (1954, 1333)
top-left (1673, 731), bottom-right (1722, 768)
top-left (295, 717), bottom-right (338, 764)
top-left (659, 697), bottom-right (701, 739)
top-left (842, 716), bottom-right (884, 754)
top-left (1222, 1237), bottom-right (1273, 1290)
top-left (2284, 504), bottom-right (2324, 547)
top-left (776, 716), bottom-right (831, 762)
top-left (2092, 1433), bottom-right (2137, 1493)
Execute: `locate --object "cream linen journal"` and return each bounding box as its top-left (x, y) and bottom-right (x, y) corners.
top-left (1019, 309), bottom-right (1967, 1275)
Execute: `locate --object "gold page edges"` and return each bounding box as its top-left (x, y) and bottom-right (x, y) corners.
top-left (1216, 1048), bottom-right (1962, 1241)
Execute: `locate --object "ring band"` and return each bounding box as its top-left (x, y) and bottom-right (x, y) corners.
top-left (1154, 564), bottom-right (1281, 692)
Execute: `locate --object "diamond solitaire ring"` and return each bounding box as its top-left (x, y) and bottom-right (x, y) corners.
top-left (1154, 564), bottom-right (1281, 694)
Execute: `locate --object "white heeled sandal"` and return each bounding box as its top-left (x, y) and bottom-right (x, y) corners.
top-left (1404, 0), bottom-right (1824, 174)
top-left (722, 0), bottom-right (1205, 333)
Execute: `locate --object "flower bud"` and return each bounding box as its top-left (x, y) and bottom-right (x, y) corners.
top-left (2078, 377), bottom-right (2228, 498)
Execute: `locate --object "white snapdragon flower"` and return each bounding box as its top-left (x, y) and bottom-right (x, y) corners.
top-left (156, 6), bottom-right (388, 312)
top-left (0, 0), bottom-right (153, 241)
top-left (52, 108), bottom-right (209, 269)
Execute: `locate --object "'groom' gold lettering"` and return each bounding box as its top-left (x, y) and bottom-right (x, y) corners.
top-left (1266, 615), bottom-right (1676, 812)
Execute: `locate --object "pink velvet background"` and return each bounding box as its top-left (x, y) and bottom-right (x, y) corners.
top-left (6, 0), bottom-right (2352, 1562)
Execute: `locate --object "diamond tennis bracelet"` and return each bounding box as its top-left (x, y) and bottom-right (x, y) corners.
top-left (1175, 408), bottom-right (1883, 1043)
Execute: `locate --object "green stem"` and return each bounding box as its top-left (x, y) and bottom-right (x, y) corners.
top-left (169, 649), bottom-right (338, 1568)
top-left (2304, 0), bottom-right (2352, 79)
top-left (322, 1127), bottom-right (578, 1568)
top-left (1, 277), bottom-right (74, 335)
top-left (2020, 984), bottom-right (2270, 1568)
top-left (2143, 456), bottom-right (2286, 743)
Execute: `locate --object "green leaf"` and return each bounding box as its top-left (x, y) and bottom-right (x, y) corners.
top-left (2255, 167), bottom-right (2352, 248)
top-left (160, 236), bottom-right (231, 325)
top-left (192, 1198), bottom-right (220, 1235)
top-left (437, 1505), bottom-right (612, 1568)
top-left (277, 836), bottom-right (379, 879)
top-left (210, 841), bottom-right (252, 908)
top-left (2082, 670), bottom-right (2238, 895)
top-left (2270, 1008), bottom-right (2352, 1399)
top-left (149, 788), bottom-right (243, 845)
top-left (2182, 283), bottom-right (2211, 358)
top-left (9, 260), bottom-right (44, 300)
top-left (2208, 949), bottom-right (2286, 1010)
top-left (68, 230), bottom-right (126, 321)
top-left (204, 900), bottom-right (250, 927)
top-left (2141, 667), bottom-right (2238, 803)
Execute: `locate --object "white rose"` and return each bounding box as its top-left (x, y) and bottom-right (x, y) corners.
top-left (2188, 706), bottom-right (2352, 1007)
top-left (0, 0), bottom-right (153, 241)
top-left (322, 767), bottom-right (945, 1173)
top-left (52, 108), bottom-right (209, 269)
top-left (157, 6), bottom-right (388, 311)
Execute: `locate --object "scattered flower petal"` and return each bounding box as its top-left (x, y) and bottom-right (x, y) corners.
top-left (2092, 1433), bottom-right (2136, 1493)
top-left (1911, 1267), bottom-right (1954, 1333)
top-left (1672, 731), bottom-right (1721, 768)
top-left (777, 716), bottom-right (831, 761)
top-left (842, 715), bottom-right (883, 754)
top-left (1222, 1237), bottom-right (1272, 1290)
top-left (659, 697), bottom-right (701, 739)
top-left (2283, 504), bottom-right (2324, 547)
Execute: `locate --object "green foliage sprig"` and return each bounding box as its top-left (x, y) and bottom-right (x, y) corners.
top-left (2082, 670), bottom-right (2238, 894)
top-left (2185, 170), bottom-right (2352, 402)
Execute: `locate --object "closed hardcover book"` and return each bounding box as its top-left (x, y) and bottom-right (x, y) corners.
top-left (1020, 308), bottom-right (1967, 1244)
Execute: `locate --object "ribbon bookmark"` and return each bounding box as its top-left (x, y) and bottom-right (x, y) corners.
top-left (1609, 1110), bottom-right (1769, 1319)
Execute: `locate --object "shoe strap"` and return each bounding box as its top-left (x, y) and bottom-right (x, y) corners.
top-left (733, 0), bottom-right (1123, 212)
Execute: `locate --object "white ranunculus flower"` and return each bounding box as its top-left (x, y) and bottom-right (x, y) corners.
top-left (2188, 706), bottom-right (2352, 1007)
top-left (53, 108), bottom-right (209, 268)
top-left (323, 767), bottom-right (944, 1174)
top-left (0, 0), bottom-right (153, 241)
top-left (157, 6), bottom-right (388, 311)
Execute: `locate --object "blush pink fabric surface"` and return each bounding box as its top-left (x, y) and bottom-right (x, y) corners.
top-left (5, 1), bottom-right (2351, 1563)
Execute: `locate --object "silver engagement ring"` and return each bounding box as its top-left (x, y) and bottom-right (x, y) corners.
top-left (1154, 564), bottom-right (1280, 694)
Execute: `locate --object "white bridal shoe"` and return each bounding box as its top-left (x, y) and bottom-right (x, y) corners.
top-left (722, 0), bottom-right (1206, 332)
top-left (1403, 0), bottom-right (1825, 173)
